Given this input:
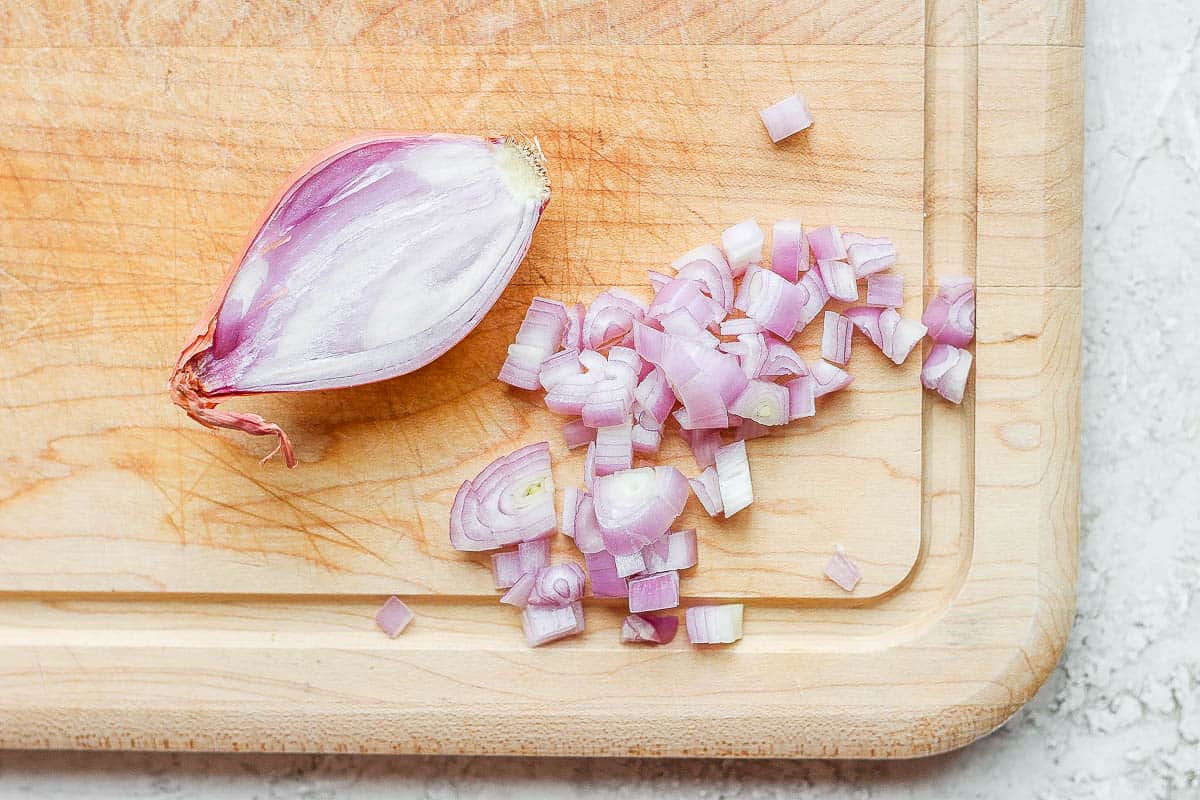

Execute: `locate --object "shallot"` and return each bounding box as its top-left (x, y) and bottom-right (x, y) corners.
top-left (621, 614), bottom-right (679, 644)
top-left (688, 467), bottom-right (724, 517)
top-left (921, 344), bottom-right (973, 404)
top-left (759, 94), bottom-right (814, 143)
top-left (770, 219), bottom-right (809, 281)
top-left (714, 440), bottom-right (753, 517)
top-left (842, 232), bottom-right (897, 277)
top-left (522, 601), bottom-right (585, 647)
top-left (721, 218), bottom-right (764, 275)
top-left (375, 596), bottom-right (415, 638)
top-left (923, 275), bottom-right (976, 346)
top-left (446, 211), bottom-right (983, 649)
top-left (642, 529), bottom-right (698, 574)
top-left (824, 545), bottom-right (861, 592)
top-left (685, 604), bottom-right (744, 645)
top-left (844, 306), bottom-right (927, 365)
top-left (865, 273), bottom-right (904, 308)
top-left (821, 311), bottom-right (853, 366)
top-left (628, 570), bottom-right (680, 613)
top-left (171, 133), bottom-right (550, 466)
top-left (592, 466), bottom-right (689, 556)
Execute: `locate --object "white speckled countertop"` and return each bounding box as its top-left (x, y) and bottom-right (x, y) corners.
top-left (2, 0), bottom-right (1197, 796)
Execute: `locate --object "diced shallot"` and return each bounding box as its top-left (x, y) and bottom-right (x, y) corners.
top-left (760, 337), bottom-right (807, 378)
top-left (845, 306), bottom-right (927, 365)
top-left (583, 441), bottom-right (597, 491)
top-left (842, 232), bottom-right (897, 277)
top-left (824, 545), bottom-right (861, 592)
top-left (593, 422), bottom-right (633, 475)
top-left (647, 270), bottom-right (672, 294)
top-left (922, 275), bottom-right (976, 347)
top-left (719, 333), bottom-right (767, 379)
top-left (527, 563), bottom-right (587, 606)
top-left (592, 466), bottom-right (690, 556)
top-left (659, 307), bottom-right (721, 348)
top-left (500, 572), bottom-right (535, 607)
top-left (449, 442), bottom-right (556, 551)
top-left (654, 336), bottom-right (747, 429)
top-left (491, 549), bottom-right (524, 589)
top-left (672, 245), bottom-right (736, 312)
top-left (562, 418), bottom-right (595, 449)
top-left (614, 551), bottom-right (647, 578)
top-left (685, 604), bottom-right (743, 645)
top-left (721, 218), bottom-right (764, 276)
top-left (729, 380), bottom-right (790, 426)
top-left (650, 278), bottom-right (726, 331)
top-left (809, 359), bottom-right (854, 397)
top-left (633, 367), bottom-right (676, 429)
top-left (499, 298), bottom-right (570, 390)
top-left (583, 550), bottom-right (628, 598)
top-left (564, 302), bottom-right (586, 350)
top-left (785, 375), bottom-right (816, 420)
top-left (544, 352), bottom-right (632, 420)
top-left (735, 417), bottom-right (771, 440)
top-left (682, 428), bottom-right (722, 470)
top-left (714, 440), bottom-right (753, 517)
top-left (865, 273), bottom-right (904, 308)
top-left (608, 345), bottom-right (648, 380)
top-left (921, 343), bottom-right (973, 404)
top-left (621, 613), bottom-right (679, 644)
top-left (631, 422), bottom-right (662, 455)
top-left (816, 259), bottom-right (859, 303)
top-left (759, 94), bottom-right (814, 143)
top-left (582, 289), bottom-right (646, 349)
top-left (522, 601), bottom-right (585, 647)
top-left (375, 596), bottom-right (415, 638)
top-left (628, 570), bottom-right (680, 613)
top-left (518, 539), bottom-right (551, 574)
top-left (770, 219), bottom-right (809, 281)
top-left (794, 270), bottom-right (831, 332)
top-left (734, 266), bottom-right (803, 339)
top-left (642, 529), bottom-right (698, 574)
top-left (807, 226), bottom-right (846, 262)
top-left (571, 492), bottom-right (605, 553)
top-left (492, 540), bottom-right (549, 589)
top-left (538, 348), bottom-right (584, 391)
top-left (719, 317), bottom-right (763, 336)
top-left (560, 485), bottom-right (582, 540)
top-left (688, 467), bottom-right (724, 517)
top-left (821, 311), bottom-right (853, 365)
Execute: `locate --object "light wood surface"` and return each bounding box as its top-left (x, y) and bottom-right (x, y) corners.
top-left (0, 0), bottom-right (1080, 757)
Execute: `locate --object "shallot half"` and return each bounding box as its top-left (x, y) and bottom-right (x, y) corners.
top-left (170, 133), bottom-right (551, 466)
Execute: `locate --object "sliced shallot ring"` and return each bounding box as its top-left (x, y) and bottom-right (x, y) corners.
top-left (449, 442), bottom-right (556, 552)
top-left (592, 466), bottom-right (689, 556)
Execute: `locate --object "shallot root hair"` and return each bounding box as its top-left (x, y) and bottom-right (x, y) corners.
top-left (170, 366), bottom-right (296, 468)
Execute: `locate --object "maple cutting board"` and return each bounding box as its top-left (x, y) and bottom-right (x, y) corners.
top-left (0, 0), bottom-right (1080, 757)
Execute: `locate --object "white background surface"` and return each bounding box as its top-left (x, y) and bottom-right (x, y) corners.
top-left (3, 0), bottom-right (1198, 796)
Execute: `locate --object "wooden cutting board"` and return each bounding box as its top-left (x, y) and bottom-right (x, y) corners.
top-left (0, 0), bottom-right (1080, 757)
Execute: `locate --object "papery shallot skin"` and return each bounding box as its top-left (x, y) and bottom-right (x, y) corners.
top-left (170, 133), bottom-right (551, 466)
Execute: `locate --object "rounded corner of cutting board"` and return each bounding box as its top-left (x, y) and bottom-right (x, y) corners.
top-left (869, 571), bottom-right (1078, 759)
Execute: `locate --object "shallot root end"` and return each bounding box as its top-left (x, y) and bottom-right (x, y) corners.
top-left (169, 367), bottom-right (297, 468)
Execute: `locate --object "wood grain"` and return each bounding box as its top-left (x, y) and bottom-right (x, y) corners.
top-left (0, 1), bottom-right (925, 46)
top-left (0, 0), bottom-right (1080, 757)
